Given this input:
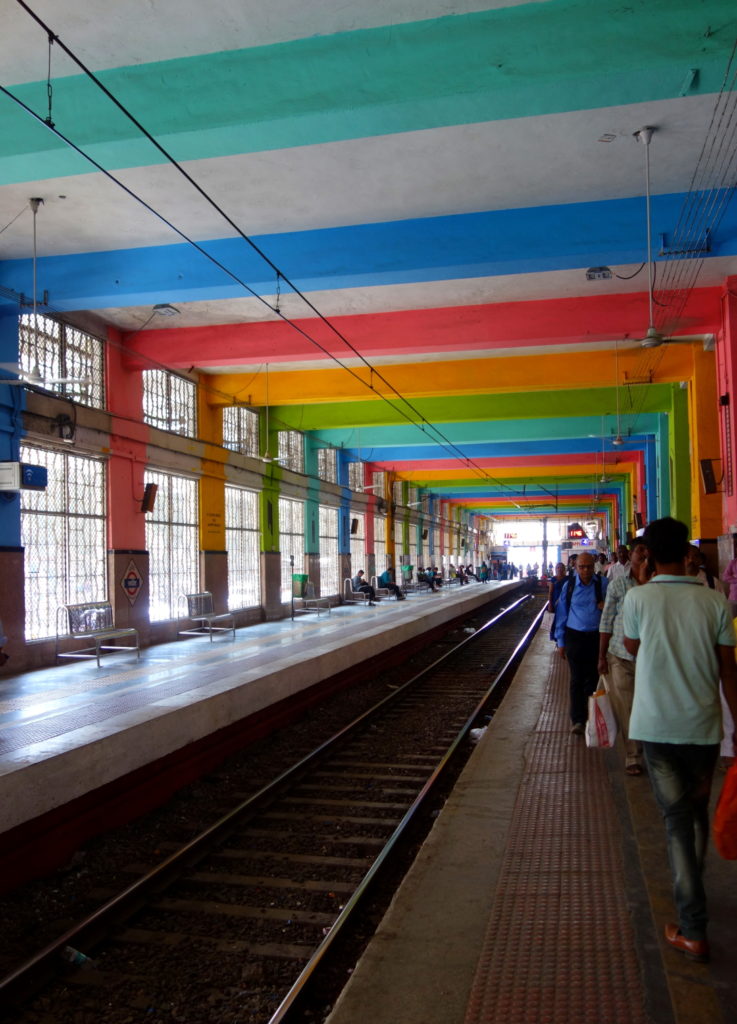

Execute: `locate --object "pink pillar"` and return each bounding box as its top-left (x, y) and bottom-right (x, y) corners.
top-left (106, 329), bottom-right (151, 639)
top-left (716, 280), bottom-right (737, 531)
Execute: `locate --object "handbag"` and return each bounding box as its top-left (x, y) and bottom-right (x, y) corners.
top-left (713, 763), bottom-right (737, 860)
top-left (585, 687), bottom-right (618, 748)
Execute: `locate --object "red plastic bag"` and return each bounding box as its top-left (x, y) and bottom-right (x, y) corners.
top-left (713, 763), bottom-right (737, 860)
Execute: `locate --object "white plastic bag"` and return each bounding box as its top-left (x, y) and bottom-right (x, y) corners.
top-left (585, 690), bottom-right (618, 748)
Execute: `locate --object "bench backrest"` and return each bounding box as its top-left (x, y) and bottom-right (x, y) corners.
top-left (185, 592), bottom-right (216, 617)
top-left (65, 602), bottom-right (114, 635)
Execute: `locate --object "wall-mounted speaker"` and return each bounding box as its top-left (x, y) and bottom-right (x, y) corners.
top-left (634, 512), bottom-right (644, 530)
top-left (350, 518), bottom-right (359, 535)
top-left (421, 529), bottom-right (428, 540)
top-left (700, 458), bottom-right (718, 495)
top-left (141, 482), bottom-right (158, 513)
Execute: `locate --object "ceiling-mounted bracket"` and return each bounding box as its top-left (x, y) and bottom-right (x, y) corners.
top-left (659, 229), bottom-right (710, 258)
top-left (19, 290), bottom-right (49, 309)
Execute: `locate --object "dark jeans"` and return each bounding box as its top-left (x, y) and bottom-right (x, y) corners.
top-left (357, 583), bottom-right (376, 601)
top-left (384, 583), bottom-right (404, 599)
top-left (642, 741), bottom-right (719, 940)
top-left (564, 627), bottom-right (599, 725)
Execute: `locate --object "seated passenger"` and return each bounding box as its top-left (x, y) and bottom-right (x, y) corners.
top-left (351, 570), bottom-right (378, 606)
top-left (379, 567), bottom-right (406, 600)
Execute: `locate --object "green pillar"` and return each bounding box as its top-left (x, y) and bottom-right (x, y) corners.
top-left (668, 385), bottom-right (691, 525)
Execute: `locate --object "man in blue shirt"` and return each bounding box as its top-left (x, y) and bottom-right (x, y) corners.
top-left (554, 551), bottom-right (608, 734)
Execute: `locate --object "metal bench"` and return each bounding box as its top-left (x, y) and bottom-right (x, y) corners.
top-left (343, 578), bottom-right (371, 605)
top-left (56, 602), bottom-right (140, 668)
top-left (179, 592), bottom-right (236, 641)
top-left (370, 575), bottom-right (391, 599)
top-left (293, 581), bottom-right (331, 617)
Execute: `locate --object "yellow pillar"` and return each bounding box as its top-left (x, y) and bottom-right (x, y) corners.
top-left (688, 345), bottom-right (722, 538)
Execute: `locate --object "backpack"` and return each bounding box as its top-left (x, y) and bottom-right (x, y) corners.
top-left (564, 573), bottom-right (603, 613)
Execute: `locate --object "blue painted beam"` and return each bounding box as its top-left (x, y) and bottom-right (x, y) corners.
top-left (1, 196), bottom-right (734, 310)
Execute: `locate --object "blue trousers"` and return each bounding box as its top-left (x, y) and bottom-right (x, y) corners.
top-left (642, 741), bottom-right (719, 940)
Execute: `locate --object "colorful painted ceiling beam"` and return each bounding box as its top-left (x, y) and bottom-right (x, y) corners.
top-left (1, 0), bottom-right (730, 185)
top-left (1, 203), bottom-right (734, 313)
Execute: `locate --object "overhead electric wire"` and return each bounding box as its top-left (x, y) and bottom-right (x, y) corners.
top-left (8, 0), bottom-right (523, 507)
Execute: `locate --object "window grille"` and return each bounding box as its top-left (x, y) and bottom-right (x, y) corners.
top-left (225, 485), bottom-right (260, 609)
top-left (318, 505), bottom-right (340, 596)
top-left (371, 471), bottom-right (386, 499)
top-left (142, 368), bottom-right (196, 437)
top-left (278, 496), bottom-right (304, 601)
top-left (394, 519), bottom-right (403, 556)
top-left (317, 448), bottom-right (337, 483)
top-left (20, 444), bottom-right (106, 640)
top-left (19, 313), bottom-right (104, 408)
top-left (145, 470), bottom-right (198, 621)
top-left (348, 462), bottom-right (364, 491)
top-left (392, 480), bottom-right (403, 507)
top-left (374, 515), bottom-right (386, 572)
top-left (408, 486), bottom-right (418, 507)
top-left (350, 512), bottom-right (365, 575)
top-left (278, 430), bottom-right (304, 472)
top-left (433, 527), bottom-right (441, 560)
top-left (223, 406), bottom-right (259, 457)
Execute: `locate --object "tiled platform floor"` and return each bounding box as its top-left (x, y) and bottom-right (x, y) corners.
top-left (326, 617), bottom-right (737, 1024)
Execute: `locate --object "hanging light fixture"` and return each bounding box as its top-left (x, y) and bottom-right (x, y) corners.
top-left (634, 126), bottom-right (664, 348)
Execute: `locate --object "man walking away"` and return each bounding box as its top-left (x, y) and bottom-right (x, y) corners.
top-left (623, 517), bottom-right (737, 964)
top-left (554, 551), bottom-right (607, 735)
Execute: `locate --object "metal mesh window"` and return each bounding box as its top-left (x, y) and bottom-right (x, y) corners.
top-left (394, 519), bottom-right (403, 555)
top-left (374, 515), bottom-right (386, 572)
top-left (223, 406), bottom-right (259, 457)
top-left (278, 430), bottom-right (304, 472)
top-left (318, 505), bottom-right (340, 596)
top-left (371, 471), bottom-right (386, 499)
top-left (279, 496), bottom-right (304, 601)
top-left (142, 368), bottom-right (196, 437)
top-left (392, 480), bottom-right (403, 506)
top-left (350, 512), bottom-right (365, 575)
top-left (20, 444), bottom-right (106, 640)
top-left (19, 313), bottom-right (104, 408)
top-left (145, 470), bottom-right (198, 621)
top-left (317, 448), bottom-right (337, 483)
top-left (225, 485), bottom-right (260, 609)
top-left (348, 462), bottom-right (364, 491)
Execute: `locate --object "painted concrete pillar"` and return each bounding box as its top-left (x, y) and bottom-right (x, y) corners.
top-left (668, 383), bottom-right (691, 526)
top-left (198, 390), bottom-right (228, 613)
top-left (0, 314), bottom-right (24, 661)
top-left (106, 330), bottom-right (151, 641)
top-left (656, 413), bottom-right (670, 518)
top-left (303, 435), bottom-right (321, 590)
top-left (687, 344), bottom-right (721, 539)
top-left (716, 281), bottom-right (737, 530)
top-left (259, 439), bottom-right (282, 619)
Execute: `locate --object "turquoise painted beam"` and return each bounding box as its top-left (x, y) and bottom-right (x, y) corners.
top-left (0, 0), bottom-right (731, 183)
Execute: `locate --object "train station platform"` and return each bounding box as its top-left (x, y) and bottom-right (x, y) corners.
top-left (0, 578), bottom-right (522, 885)
top-left (326, 613), bottom-right (737, 1024)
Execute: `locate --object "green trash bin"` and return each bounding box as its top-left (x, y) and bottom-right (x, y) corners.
top-left (292, 573), bottom-right (309, 598)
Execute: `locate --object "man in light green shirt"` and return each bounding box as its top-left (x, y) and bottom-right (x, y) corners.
top-left (623, 517), bottom-right (737, 964)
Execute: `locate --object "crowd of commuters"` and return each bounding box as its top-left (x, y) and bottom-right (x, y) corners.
top-left (547, 520), bottom-right (737, 964)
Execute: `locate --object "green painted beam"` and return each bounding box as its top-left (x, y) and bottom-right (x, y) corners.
top-left (273, 385), bottom-right (674, 432)
top-left (0, 0), bottom-right (732, 182)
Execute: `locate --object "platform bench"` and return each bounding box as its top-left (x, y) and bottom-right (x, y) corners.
top-left (56, 602), bottom-right (140, 668)
top-left (179, 592), bottom-right (236, 641)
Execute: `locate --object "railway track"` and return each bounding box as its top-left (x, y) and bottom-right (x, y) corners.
top-left (1, 594), bottom-right (545, 1024)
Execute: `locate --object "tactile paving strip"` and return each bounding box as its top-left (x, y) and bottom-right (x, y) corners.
top-left (464, 647), bottom-right (650, 1024)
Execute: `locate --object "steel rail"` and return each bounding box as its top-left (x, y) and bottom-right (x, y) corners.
top-left (0, 594), bottom-right (538, 1014)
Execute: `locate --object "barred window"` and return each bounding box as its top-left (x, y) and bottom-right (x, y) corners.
top-left (318, 505), bottom-right (340, 596)
top-left (317, 448), bottom-right (337, 483)
top-left (225, 485), bottom-right (260, 609)
top-left (223, 406), bottom-right (259, 457)
top-left (278, 430), bottom-right (304, 472)
top-left (348, 462), bottom-right (364, 491)
top-left (392, 480), bottom-right (403, 507)
top-left (350, 512), bottom-right (365, 576)
top-left (408, 486), bottom-right (418, 508)
top-left (394, 519), bottom-right (403, 556)
top-left (20, 445), bottom-right (106, 640)
top-left (143, 368), bottom-right (196, 436)
top-left (371, 471), bottom-right (386, 500)
top-left (279, 496), bottom-right (304, 601)
top-left (19, 313), bottom-right (104, 408)
top-left (433, 527), bottom-right (441, 563)
top-left (145, 470), bottom-right (198, 621)
top-left (374, 515), bottom-right (386, 573)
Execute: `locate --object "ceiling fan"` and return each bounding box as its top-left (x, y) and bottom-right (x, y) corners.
top-left (1, 198), bottom-right (91, 390)
top-left (633, 128), bottom-right (713, 350)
